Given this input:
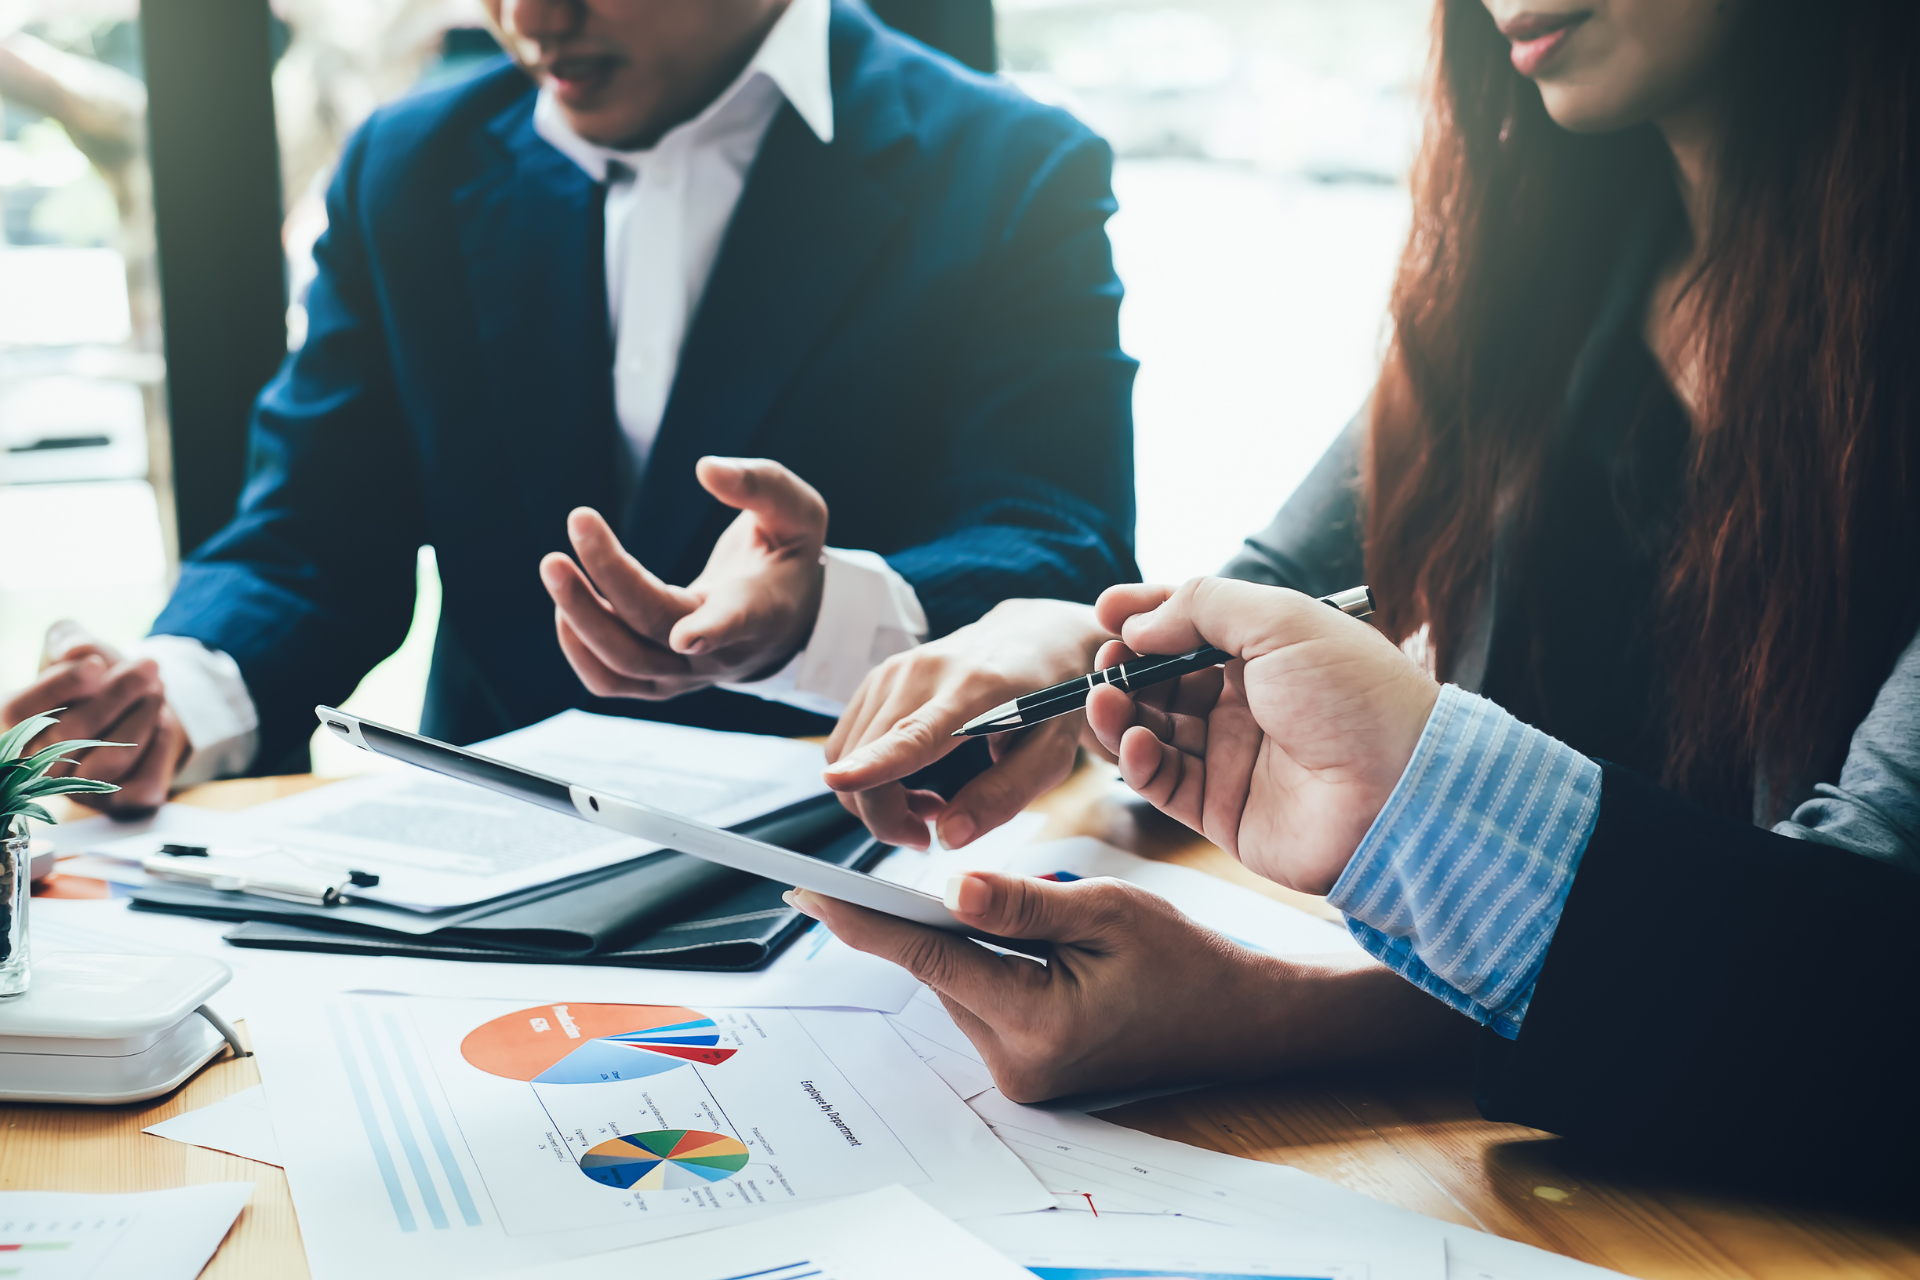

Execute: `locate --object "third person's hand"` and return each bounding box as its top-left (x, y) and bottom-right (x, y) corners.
top-left (1087, 578), bottom-right (1438, 894)
top-left (822, 598), bottom-right (1110, 850)
top-left (0, 624), bottom-right (186, 813)
top-left (540, 457), bottom-right (829, 700)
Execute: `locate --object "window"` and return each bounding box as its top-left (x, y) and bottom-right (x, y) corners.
top-left (0, 10), bottom-right (170, 690)
top-left (274, 2), bottom-right (491, 771)
top-left (998, 0), bottom-right (1428, 579)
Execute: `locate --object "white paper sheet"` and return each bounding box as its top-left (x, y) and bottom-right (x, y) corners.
top-left (886, 985), bottom-right (1212, 1114)
top-left (0, 1183), bottom-right (253, 1280)
top-left (27, 896), bottom-right (386, 1021)
top-left (968, 1092), bottom-right (1628, 1280)
top-left (144, 1084), bottom-right (283, 1167)
top-left (37, 803), bottom-right (251, 858)
top-left (921, 834), bottom-right (1360, 958)
top-left (71, 710), bottom-right (834, 911)
top-left (886, 988), bottom-right (998, 1100)
top-left (486, 1184), bottom-right (1034, 1280)
top-left (969, 1208), bottom-right (1444, 1280)
top-left (318, 915), bottom-right (921, 1011)
top-left (248, 996), bottom-right (1050, 1280)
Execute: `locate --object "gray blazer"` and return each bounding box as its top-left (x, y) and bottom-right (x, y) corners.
top-left (1221, 412), bottom-right (1920, 875)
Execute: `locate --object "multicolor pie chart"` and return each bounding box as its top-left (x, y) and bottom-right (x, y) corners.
top-left (580, 1129), bottom-right (751, 1190)
top-left (460, 1003), bottom-right (737, 1085)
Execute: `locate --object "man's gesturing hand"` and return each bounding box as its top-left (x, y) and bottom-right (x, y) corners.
top-left (1086, 578), bottom-right (1438, 895)
top-left (0, 626), bottom-right (187, 813)
top-left (540, 457), bottom-right (828, 700)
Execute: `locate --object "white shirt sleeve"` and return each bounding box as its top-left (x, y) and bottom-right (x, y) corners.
top-left (128, 635), bottom-right (261, 789)
top-left (717, 546), bottom-right (928, 719)
top-left (130, 547), bottom-right (915, 780)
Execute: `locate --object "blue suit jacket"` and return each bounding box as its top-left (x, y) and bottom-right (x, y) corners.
top-left (153, 1), bottom-right (1136, 769)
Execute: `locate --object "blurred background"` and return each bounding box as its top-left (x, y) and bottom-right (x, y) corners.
top-left (0, 0), bottom-right (1426, 773)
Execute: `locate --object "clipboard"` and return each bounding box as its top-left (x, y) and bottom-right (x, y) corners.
top-left (314, 706), bottom-right (1041, 954)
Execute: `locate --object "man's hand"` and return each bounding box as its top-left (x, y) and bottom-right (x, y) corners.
top-left (789, 870), bottom-right (1472, 1102)
top-left (0, 626), bottom-right (188, 813)
top-left (540, 457), bottom-right (829, 700)
top-left (822, 599), bottom-right (1110, 850)
top-left (1086, 578), bottom-right (1439, 894)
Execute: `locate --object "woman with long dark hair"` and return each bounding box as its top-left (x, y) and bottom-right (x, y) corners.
top-left (801, 0), bottom-right (1920, 1196)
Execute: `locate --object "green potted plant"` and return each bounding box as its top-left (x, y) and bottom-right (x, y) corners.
top-left (1, 710), bottom-right (123, 996)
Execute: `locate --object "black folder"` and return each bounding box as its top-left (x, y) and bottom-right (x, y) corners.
top-left (127, 795), bottom-right (891, 971)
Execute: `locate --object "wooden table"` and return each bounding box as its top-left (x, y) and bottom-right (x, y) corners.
top-left (5, 769), bottom-right (1919, 1279)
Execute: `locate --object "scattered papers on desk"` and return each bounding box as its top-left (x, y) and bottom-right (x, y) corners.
top-left (487, 1185), bottom-right (1034, 1280)
top-left (971, 1208), bottom-right (1444, 1280)
top-left (144, 1084), bottom-right (282, 1167)
top-left (966, 1091), bottom-right (1628, 1280)
top-left (53, 795), bottom-right (1629, 1280)
top-left (68, 710), bottom-right (833, 911)
top-left (0, 1183), bottom-right (252, 1279)
top-left (248, 995), bottom-right (1049, 1280)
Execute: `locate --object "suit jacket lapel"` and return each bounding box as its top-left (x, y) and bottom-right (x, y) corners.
top-left (623, 2), bottom-right (913, 579)
top-left (453, 99), bottom-right (621, 554)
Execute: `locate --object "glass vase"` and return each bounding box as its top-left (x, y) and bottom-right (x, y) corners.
top-left (0, 819), bottom-right (27, 997)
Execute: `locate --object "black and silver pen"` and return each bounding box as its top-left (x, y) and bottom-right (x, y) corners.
top-left (953, 585), bottom-right (1375, 737)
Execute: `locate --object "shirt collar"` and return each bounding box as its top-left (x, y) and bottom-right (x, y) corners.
top-left (532, 0), bottom-right (833, 183)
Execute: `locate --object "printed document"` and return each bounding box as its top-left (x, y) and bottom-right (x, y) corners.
top-left (968, 1092), bottom-right (1628, 1280)
top-left (248, 996), bottom-right (1049, 1280)
top-left (969, 1208), bottom-right (1444, 1280)
top-left (0, 1183), bottom-right (252, 1280)
top-left (74, 710), bottom-right (834, 910)
top-left (144, 1084), bottom-right (282, 1167)
top-left (487, 1185), bottom-right (1034, 1280)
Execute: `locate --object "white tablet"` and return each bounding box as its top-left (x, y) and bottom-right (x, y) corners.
top-left (314, 706), bottom-right (1033, 951)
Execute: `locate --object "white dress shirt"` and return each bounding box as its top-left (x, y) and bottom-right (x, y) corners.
top-left (142, 0), bottom-right (925, 782)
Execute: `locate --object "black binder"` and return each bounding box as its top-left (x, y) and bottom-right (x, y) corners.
top-left (127, 795), bottom-right (891, 971)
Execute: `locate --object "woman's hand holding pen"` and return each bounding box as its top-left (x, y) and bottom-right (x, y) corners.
top-left (1089, 579), bottom-right (1435, 893)
top-left (801, 577), bottom-right (1469, 1104)
top-left (822, 598), bottom-right (1111, 849)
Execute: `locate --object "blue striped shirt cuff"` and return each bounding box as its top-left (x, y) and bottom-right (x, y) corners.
top-left (1326, 685), bottom-right (1603, 1038)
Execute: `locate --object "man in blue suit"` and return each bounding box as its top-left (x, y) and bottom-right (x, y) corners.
top-left (3, 0), bottom-right (1135, 804)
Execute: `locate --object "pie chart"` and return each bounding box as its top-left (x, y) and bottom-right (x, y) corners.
top-left (579, 1129), bottom-right (751, 1190)
top-left (460, 1003), bottom-right (738, 1085)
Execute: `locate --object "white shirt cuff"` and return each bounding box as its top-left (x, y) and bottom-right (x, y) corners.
top-left (130, 635), bottom-right (260, 789)
top-left (718, 547), bottom-right (928, 719)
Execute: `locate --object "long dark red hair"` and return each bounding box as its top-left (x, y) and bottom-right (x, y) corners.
top-left (1367, 0), bottom-right (1920, 807)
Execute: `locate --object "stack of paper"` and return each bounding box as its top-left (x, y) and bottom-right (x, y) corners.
top-left (65, 711), bottom-right (835, 911)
